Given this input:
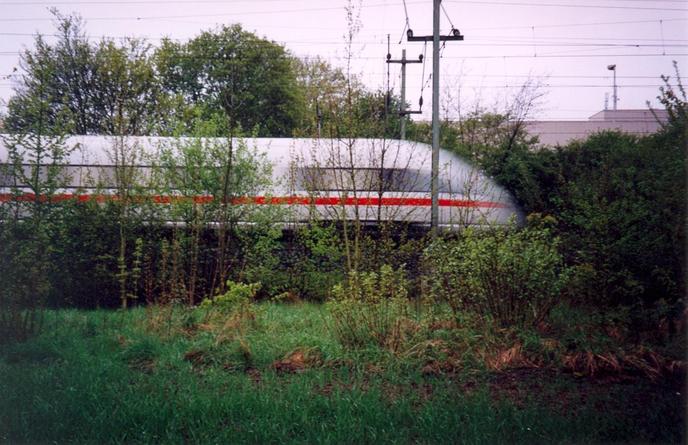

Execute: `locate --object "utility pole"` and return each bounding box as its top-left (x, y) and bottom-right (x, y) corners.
top-left (407, 0), bottom-right (463, 232)
top-left (386, 49), bottom-right (423, 140)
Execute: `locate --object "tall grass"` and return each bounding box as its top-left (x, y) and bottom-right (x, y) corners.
top-left (0, 305), bottom-right (683, 444)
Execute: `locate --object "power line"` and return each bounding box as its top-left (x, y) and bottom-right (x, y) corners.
top-left (464, 17), bottom-right (687, 31)
top-left (0, 1), bottom-right (426, 22)
top-left (354, 53), bottom-right (688, 60)
top-left (0, 0), bottom-right (294, 4)
top-left (0, 50), bottom-right (686, 60)
top-left (0, 1), bottom-right (685, 23)
top-left (3, 0), bottom-right (686, 10)
top-left (4, 0), bottom-right (687, 3)
top-left (3, 31), bottom-right (687, 48)
top-left (0, 72), bottom-right (673, 80)
top-left (444, 0), bottom-right (687, 12)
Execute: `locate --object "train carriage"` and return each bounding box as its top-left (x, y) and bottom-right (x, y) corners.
top-left (0, 135), bottom-right (522, 228)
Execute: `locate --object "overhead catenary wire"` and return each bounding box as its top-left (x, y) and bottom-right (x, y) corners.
top-left (443, 0), bottom-right (687, 12)
top-left (464, 17), bottom-right (686, 31)
top-left (418, 41), bottom-right (429, 111)
top-left (3, 51), bottom-right (682, 59)
top-left (0, 0), bottom-right (685, 23)
top-left (3, 0), bottom-right (688, 4)
top-left (440, 2), bottom-right (457, 33)
top-left (399, 0), bottom-right (411, 44)
top-left (4, 31), bottom-right (688, 48)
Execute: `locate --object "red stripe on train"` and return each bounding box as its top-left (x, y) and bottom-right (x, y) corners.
top-left (0, 193), bottom-right (507, 209)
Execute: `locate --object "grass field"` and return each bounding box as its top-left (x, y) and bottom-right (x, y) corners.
top-left (0, 304), bottom-right (684, 444)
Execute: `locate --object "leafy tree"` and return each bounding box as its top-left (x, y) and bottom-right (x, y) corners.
top-left (294, 57), bottom-right (351, 137)
top-left (440, 67), bottom-right (685, 308)
top-left (0, 64), bottom-right (74, 340)
top-left (484, 69), bottom-right (686, 306)
top-left (5, 11), bottom-right (87, 134)
top-left (652, 60), bottom-right (688, 142)
top-left (6, 11), bottom-right (166, 136)
top-left (154, 25), bottom-right (305, 137)
top-left (91, 39), bottom-right (164, 135)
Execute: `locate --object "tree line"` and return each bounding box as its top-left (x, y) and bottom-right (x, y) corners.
top-left (0, 11), bottom-right (685, 343)
top-left (3, 11), bottom-right (401, 139)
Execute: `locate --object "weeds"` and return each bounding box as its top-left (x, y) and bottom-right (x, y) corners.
top-left (327, 265), bottom-right (415, 351)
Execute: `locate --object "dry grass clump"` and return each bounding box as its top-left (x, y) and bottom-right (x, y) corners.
top-left (561, 347), bottom-right (686, 382)
top-left (271, 347), bottom-right (323, 373)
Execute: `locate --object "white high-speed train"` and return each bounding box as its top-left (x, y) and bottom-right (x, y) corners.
top-left (0, 136), bottom-right (522, 228)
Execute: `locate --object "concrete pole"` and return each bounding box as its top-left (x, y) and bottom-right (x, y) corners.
top-left (400, 49), bottom-right (407, 140)
top-left (613, 67), bottom-right (618, 111)
top-left (431, 0), bottom-right (440, 231)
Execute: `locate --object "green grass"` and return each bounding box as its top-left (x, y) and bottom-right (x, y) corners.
top-left (0, 304), bottom-right (683, 444)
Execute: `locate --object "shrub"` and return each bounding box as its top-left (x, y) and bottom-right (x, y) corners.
top-left (326, 265), bottom-right (412, 351)
top-left (201, 280), bottom-right (260, 313)
top-left (424, 225), bottom-right (570, 328)
top-left (200, 280), bottom-right (261, 342)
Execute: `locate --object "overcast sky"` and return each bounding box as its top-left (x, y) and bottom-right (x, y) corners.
top-left (1, 0), bottom-right (686, 122)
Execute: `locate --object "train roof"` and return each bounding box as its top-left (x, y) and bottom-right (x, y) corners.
top-left (0, 134), bottom-right (515, 200)
top-left (0, 135), bottom-right (458, 168)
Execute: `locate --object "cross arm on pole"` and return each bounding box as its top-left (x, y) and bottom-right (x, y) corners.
top-left (386, 57), bottom-right (423, 64)
top-left (406, 28), bottom-right (464, 42)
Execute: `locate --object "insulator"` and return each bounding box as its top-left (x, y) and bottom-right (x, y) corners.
top-left (407, 29), bottom-right (414, 39)
top-left (419, 97), bottom-right (423, 107)
top-left (386, 53), bottom-right (391, 61)
top-left (418, 54), bottom-right (423, 62)
top-left (452, 28), bottom-right (461, 37)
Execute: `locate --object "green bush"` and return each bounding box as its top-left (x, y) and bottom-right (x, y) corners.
top-left (201, 280), bottom-right (260, 312)
top-left (326, 265), bottom-right (411, 350)
top-left (424, 226), bottom-right (570, 328)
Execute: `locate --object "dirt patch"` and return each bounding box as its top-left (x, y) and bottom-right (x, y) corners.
top-left (271, 348), bottom-right (322, 374)
top-left (244, 367), bottom-right (262, 385)
top-left (421, 359), bottom-right (460, 377)
top-left (129, 357), bottom-right (156, 374)
top-left (184, 349), bottom-right (206, 366)
top-left (315, 382), bottom-right (335, 397)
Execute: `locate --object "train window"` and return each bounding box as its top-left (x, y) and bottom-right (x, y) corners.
top-left (297, 167), bottom-right (429, 193)
top-left (0, 163), bottom-right (14, 187)
top-left (0, 164), bottom-right (80, 188)
top-left (85, 165), bottom-right (153, 189)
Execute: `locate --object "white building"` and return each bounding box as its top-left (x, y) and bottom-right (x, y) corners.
top-left (525, 109), bottom-right (669, 147)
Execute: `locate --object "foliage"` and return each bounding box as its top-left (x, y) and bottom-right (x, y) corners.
top-left (154, 24), bottom-right (304, 137)
top-left (6, 11), bottom-right (166, 135)
top-left (327, 265), bottom-right (412, 350)
top-left (652, 60), bottom-right (687, 142)
top-left (293, 56), bottom-right (352, 137)
top-left (46, 200), bottom-right (122, 308)
top-left (154, 134), bottom-right (278, 300)
top-left (471, 67), bottom-right (687, 307)
top-left (277, 223), bottom-right (344, 301)
top-left (0, 64), bottom-right (75, 340)
top-left (424, 225), bottom-right (569, 328)
top-left (497, 128), bottom-right (685, 306)
top-left (201, 280), bottom-right (260, 312)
